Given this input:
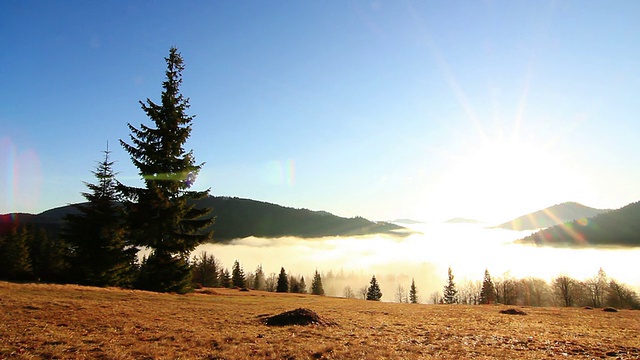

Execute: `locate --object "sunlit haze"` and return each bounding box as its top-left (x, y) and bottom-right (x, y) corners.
top-left (2, 2), bottom-right (640, 223)
top-left (193, 223), bottom-right (640, 301)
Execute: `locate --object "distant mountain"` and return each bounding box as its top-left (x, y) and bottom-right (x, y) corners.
top-left (390, 219), bottom-right (425, 225)
top-left (0, 196), bottom-right (405, 241)
top-left (444, 218), bottom-right (480, 224)
top-left (517, 201), bottom-right (640, 247)
top-left (494, 202), bottom-right (608, 230)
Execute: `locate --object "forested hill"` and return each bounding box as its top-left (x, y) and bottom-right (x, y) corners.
top-left (1, 197), bottom-right (404, 241)
top-left (196, 197), bottom-right (404, 240)
top-left (494, 202), bottom-right (608, 230)
top-left (517, 201), bottom-right (640, 247)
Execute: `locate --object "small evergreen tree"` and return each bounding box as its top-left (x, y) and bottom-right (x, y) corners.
top-left (443, 267), bottom-right (458, 304)
top-left (253, 264), bottom-right (265, 290)
top-left (219, 268), bottom-right (232, 288)
top-left (409, 278), bottom-right (419, 304)
top-left (289, 275), bottom-right (301, 293)
top-left (299, 276), bottom-right (307, 294)
top-left (63, 147), bottom-right (136, 287)
top-left (480, 269), bottom-right (496, 304)
top-left (231, 260), bottom-right (246, 288)
top-left (311, 270), bottom-right (325, 295)
top-left (276, 267), bottom-right (289, 292)
top-left (120, 47), bottom-right (213, 293)
top-left (366, 275), bottom-right (382, 301)
top-left (191, 252), bottom-right (220, 287)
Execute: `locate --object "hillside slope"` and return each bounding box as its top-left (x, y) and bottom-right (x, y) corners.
top-left (518, 201), bottom-right (640, 247)
top-left (494, 202), bottom-right (608, 230)
top-left (1, 197), bottom-right (404, 241)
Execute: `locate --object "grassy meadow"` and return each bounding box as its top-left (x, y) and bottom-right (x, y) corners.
top-left (1, 281), bottom-right (639, 359)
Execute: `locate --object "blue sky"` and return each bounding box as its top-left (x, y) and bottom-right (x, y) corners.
top-left (2, 1), bottom-right (640, 223)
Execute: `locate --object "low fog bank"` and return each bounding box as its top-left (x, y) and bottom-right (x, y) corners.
top-left (193, 223), bottom-right (640, 302)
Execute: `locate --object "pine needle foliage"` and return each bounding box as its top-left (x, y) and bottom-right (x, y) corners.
top-left (276, 267), bottom-right (289, 293)
top-left (119, 47), bottom-right (213, 293)
top-left (62, 147), bottom-right (136, 287)
top-left (231, 260), bottom-right (246, 288)
top-left (366, 275), bottom-right (382, 301)
top-left (480, 269), bottom-right (496, 304)
top-left (443, 267), bottom-right (458, 304)
top-left (409, 278), bottom-right (419, 304)
top-left (311, 270), bottom-right (325, 295)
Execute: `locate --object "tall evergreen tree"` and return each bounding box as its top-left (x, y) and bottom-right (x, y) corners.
top-left (231, 260), bottom-right (246, 288)
top-left (480, 269), bottom-right (496, 304)
top-left (443, 267), bottom-right (458, 304)
top-left (120, 47), bottom-right (213, 293)
top-left (310, 270), bottom-right (325, 295)
top-left (409, 278), bottom-right (419, 304)
top-left (276, 267), bottom-right (289, 293)
top-left (366, 275), bottom-right (382, 301)
top-left (63, 147), bottom-right (136, 287)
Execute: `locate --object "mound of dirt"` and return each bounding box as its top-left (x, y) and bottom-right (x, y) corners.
top-left (263, 308), bottom-right (336, 326)
top-left (499, 308), bottom-right (527, 315)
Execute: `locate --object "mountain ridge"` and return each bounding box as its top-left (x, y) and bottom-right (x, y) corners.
top-left (517, 201), bottom-right (640, 247)
top-left (0, 196), bottom-right (405, 241)
top-left (494, 202), bottom-right (608, 230)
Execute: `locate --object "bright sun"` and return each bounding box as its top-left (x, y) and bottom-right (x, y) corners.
top-left (429, 138), bottom-right (583, 224)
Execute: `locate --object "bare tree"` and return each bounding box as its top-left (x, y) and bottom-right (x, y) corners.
top-left (606, 280), bottom-right (640, 309)
top-left (495, 273), bottom-right (519, 305)
top-left (394, 284), bottom-right (406, 303)
top-left (459, 280), bottom-right (482, 305)
top-left (429, 291), bottom-right (441, 304)
top-left (343, 285), bottom-right (356, 299)
top-left (358, 286), bottom-right (369, 300)
top-left (584, 268), bottom-right (608, 308)
top-left (520, 277), bottom-right (551, 307)
top-left (264, 273), bottom-right (277, 292)
top-left (553, 275), bottom-right (577, 307)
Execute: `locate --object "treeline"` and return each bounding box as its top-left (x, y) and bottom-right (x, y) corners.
top-left (423, 267), bottom-right (639, 309)
top-left (190, 252), bottom-right (325, 295)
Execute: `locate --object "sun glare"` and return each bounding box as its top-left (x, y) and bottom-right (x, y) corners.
top-left (429, 138), bottom-right (580, 223)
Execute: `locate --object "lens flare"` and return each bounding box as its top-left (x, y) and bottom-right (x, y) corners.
top-left (142, 171), bottom-right (197, 188)
top-left (0, 137), bottom-right (42, 213)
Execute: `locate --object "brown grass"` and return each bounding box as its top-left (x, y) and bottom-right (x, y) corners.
top-left (1, 281), bottom-right (639, 359)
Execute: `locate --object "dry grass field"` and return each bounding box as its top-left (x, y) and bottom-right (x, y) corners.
top-left (1, 281), bottom-right (639, 359)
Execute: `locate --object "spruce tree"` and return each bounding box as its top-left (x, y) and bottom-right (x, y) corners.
top-left (63, 147), bottom-right (136, 287)
top-left (220, 268), bottom-right (232, 288)
top-left (366, 275), bottom-right (382, 301)
top-left (276, 267), bottom-right (289, 293)
top-left (191, 251), bottom-right (219, 287)
top-left (480, 269), bottom-right (496, 304)
top-left (443, 267), bottom-right (458, 304)
top-left (311, 270), bottom-right (324, 295)
top-left (409, 278), bottom-right (419, 304)
top-left (120, 47), bottom-right (213, 293)
top-left (231, 260), bottom-right (246, 288)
